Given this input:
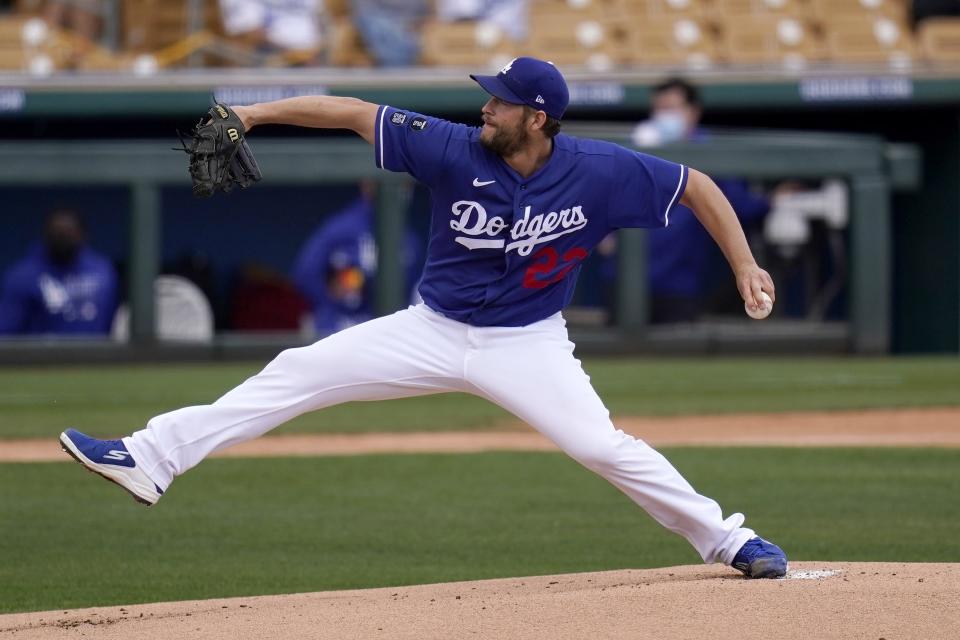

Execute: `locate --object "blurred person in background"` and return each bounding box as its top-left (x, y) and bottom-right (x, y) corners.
top-left (291, 180), bottom-right (422, 335)
top-left (219, 0), bottom-right (323, 61)
top-left (436, 0), bottom-right (529, 41)
top-left (631, 78), bottom-right (772, 323)
top-left (0, 208), bottom-right (118, 336)
top-left (43, 0), bottom-right (104, 67)
top-left (350, 0), bottom-right (429, 66)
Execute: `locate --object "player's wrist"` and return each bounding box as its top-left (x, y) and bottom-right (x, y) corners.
top-left (732, 260), bottom-right (759, 277)
top-left (233, 105), bottom-right (257, 132)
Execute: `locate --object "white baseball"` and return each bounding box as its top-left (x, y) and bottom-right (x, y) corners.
top-left (745, 291), bottom-right (773, 320)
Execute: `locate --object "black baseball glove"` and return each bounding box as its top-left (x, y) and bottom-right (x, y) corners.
top-left (179, 104), bottom-right (262, 198)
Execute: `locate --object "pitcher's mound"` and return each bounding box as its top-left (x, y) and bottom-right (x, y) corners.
top-left (2, 562), bottom-right (957, 639)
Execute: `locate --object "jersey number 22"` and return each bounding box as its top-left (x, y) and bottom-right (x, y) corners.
top-left (522, 246), bottom-right (588, 289)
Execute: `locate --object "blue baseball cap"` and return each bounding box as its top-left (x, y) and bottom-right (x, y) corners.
top-left (470, 57), bottom-right (570, 121)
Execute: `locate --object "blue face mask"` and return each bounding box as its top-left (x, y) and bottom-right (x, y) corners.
top-left (652, 110), bottom-right (687, 144)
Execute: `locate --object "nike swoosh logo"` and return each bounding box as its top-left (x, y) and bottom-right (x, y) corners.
top-left (473, 178), bottom-right (496, 187)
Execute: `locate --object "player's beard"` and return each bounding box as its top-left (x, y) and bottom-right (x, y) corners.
top-left (480, 120), bottom-right (531, 157)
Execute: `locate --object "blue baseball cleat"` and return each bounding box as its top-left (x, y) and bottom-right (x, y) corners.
top-left (732, 537), bottom-right (788, 579)
top-left (59, 428), bottom-right (163, 506)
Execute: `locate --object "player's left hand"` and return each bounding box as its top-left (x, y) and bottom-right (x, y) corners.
top-left (178, 104), bottom-right (262, 198)
top-left (736, 263), bottom-right (776, 312)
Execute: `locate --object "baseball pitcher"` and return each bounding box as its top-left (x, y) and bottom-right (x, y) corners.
top-left (61, 57), bottom-right (787, 579)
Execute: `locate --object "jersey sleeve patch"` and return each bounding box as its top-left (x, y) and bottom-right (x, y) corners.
top-left (374, 105), bottom-right (464, 186)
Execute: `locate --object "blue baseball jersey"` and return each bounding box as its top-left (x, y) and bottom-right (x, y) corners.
top-left (374, 105), bottom-right (689, 326)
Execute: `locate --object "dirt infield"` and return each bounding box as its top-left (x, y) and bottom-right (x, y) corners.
top-left (2, 562), bottom-right (957, 640)
top-left (2, 407), bottom-right (959, 462)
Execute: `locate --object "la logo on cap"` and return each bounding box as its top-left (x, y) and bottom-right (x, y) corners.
top-left (470, 56), bottom-right (569, 120)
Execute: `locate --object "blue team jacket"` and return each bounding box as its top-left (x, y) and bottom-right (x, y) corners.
top-left (0, 245), bottom-right (118, 336)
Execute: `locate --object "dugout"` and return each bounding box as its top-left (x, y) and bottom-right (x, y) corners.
top-left (0, 68), bottom-right (953, 359)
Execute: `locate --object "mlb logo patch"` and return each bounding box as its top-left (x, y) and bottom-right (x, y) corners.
top-left (391, 111), bottom-right (407, 126)
top-left (410, 117), bottom-right (428, 132)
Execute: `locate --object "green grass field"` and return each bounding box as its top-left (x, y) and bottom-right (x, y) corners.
top-left (1, 357), bottom-right (958, 615)
top-left (1, 356), bottom-right (958, 438)
top-left (2, 448), bottom-right (959, 614)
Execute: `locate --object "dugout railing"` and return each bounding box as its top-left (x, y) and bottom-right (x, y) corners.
top-left (0, 130), bottom-right (919, 361)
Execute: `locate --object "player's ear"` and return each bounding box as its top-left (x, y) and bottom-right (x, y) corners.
top-left (529, 109), bottom-right (547, 133)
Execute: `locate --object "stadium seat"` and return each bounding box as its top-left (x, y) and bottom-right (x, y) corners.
top-left (0, 14), bottom-right (26, 39)
top-left (420, 19), bottom-right (516, 68)
top-left (624, 15), bottom-right (718, 67)
top-left (711, 0), bottom-right (809, 17)
top-left (616, 0), bottom-right (708, 19)
top-left (719, 14), bottom-right (824, 65)
top-left (530, 0), bottom-right (613, 20)
top-left (823, 16), bottom-right (915, 64)
top-left (0, 15), bottom-right (105, 73)
top-left (917, 18), bottom-right (960, 63)
top-left (527, 12), bottom-right (628, 69)
top-left (808, 0), bottom-right (909, 22)
top-left (0, 49), bottom-right (25, 71)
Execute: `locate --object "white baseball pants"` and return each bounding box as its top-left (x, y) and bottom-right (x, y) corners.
top-left (125, 304), bottom-right (754, 564)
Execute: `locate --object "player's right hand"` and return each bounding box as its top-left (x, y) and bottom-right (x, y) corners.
top-left (736, 264), bottom-right (776, 312)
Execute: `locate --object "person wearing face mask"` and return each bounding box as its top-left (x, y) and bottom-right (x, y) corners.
top-left (0, 209), bottom-right (118, 336)
top-left (630, 78), bottom-right (771, 323)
